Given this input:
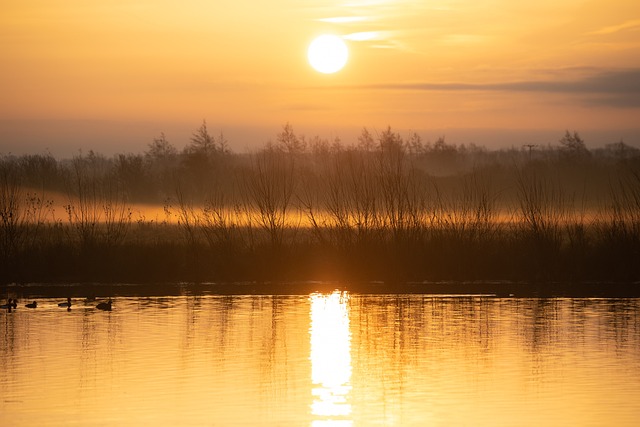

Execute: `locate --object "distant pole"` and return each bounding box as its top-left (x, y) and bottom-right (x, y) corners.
top-left (524, 144), bottom-right (537, 160)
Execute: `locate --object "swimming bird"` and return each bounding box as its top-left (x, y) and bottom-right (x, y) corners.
top-left (96, 299), bottom-right (112, 311)
top-left (1, 299), bottom-right (17, 312)
top-left (58, 297), bottom-right (72, 308)
top-left (25, 301), bottom-right (37, 308)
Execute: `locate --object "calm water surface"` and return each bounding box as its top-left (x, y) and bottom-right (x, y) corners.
top-left (1, 292), bottom-right (639, 426)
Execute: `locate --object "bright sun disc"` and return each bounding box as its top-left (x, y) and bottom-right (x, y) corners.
top-left (308, 35), bottom-right (348, 74)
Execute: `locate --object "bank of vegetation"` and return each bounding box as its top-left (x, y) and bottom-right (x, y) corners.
top-left (1, 123), bottom-right (639, 284)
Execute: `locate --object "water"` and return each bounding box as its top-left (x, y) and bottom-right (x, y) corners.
top-left (1, 292), bottom-right (639, 426)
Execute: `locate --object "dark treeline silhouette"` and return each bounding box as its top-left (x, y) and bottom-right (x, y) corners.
top-left (1, 123), bottom-right (639, 284)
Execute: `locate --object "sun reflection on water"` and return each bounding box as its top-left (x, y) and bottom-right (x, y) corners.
top-left (309, 291), bottom-right (353, 427)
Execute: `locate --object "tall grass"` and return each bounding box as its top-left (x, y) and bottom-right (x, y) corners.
top-left (513, 168), bottom-right (567, 278)
top-left (591, 170), bottom-right (640, 280)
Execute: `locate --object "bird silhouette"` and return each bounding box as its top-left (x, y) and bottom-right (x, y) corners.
top-left (1, 299), bottom-right (17, 312)
top-left (58, 297), bottom-right (72, 309)
top-left (96, 299), bottom-right (112, 311)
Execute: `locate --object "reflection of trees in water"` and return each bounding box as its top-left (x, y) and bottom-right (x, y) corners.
top-left (515, 298), bottom-right (640, 355)
top-left (348, 295), bottom-right (501, 423)
top-left (352, 296), bottom-right (497, 362)
top-left (1, 308), bottom-right (17, 363)
top-left (180, 295), bottom-right (203, 354)
top-left (347, 295), bottom-right (640, 418)
top-left (197, 294), bottom-right (309, 415)
top-left (518, 298), bottom-right (560, 352)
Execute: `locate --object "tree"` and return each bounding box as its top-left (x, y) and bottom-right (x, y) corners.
top-left (144, 133), bottom-right (178, 200)
top-left (186, 120), bottom-right (229, 157)
top-left (187, 120), bottom-right (216, 156)
top-left (181, 121), bottom-right (230, 198)
top-left (378, 126), bottom-right (404, 153)
top-left (357, 128), bottom-right (375, 152)
top-left (407, 132), bottom-right (424, 155)
top-left (276, 123), bottom-right (306, 154)
top-left (146, 132), bottom-right (177, 161)
top-left (602, 140), bottom-right (639, 160)
top-left (244, 148), bottom-right (297, 249)
top-left (559, 130), bottom-right (590, 160)
top-left (114, 153), bottom-right (147, 200)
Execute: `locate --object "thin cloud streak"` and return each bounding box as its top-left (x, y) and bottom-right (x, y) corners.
top-left (332, 69), bottom-right (640, 107)
top-left (588, 19), bottom-right (640, 35)
top-left (343, 31), bottom-right (385, 41)
top-left (318, 16), bottom-right (368, 23)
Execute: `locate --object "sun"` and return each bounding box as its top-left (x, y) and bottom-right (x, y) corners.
top-left (307, 35), bottom-right (349, 74)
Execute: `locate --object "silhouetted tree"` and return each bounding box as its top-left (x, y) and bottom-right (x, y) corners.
top-left (146, 132), bottom-right (177, 161)
top-left (276, 123), bottom-right (306, 154)
top-left (407, 132), bottom-right (424, 155)
top-left (186, 120), bottom-right (229, 156)
top-left (143, 133), bottom-right (178, 199)
top-left (19, 153), bottom-right (61, 190)
top-left (559, 130), bottom-right (590, 160)
top-left (601, 140), bottom-right (639, 161)
top-left (357, 128), bottom-right (375, 152)
top-left (244, 148), bottom-right (296, 249)
top-left (181, 121), bottom-right (230, 198)
top-left (114, 153), bottom-right (147, 200)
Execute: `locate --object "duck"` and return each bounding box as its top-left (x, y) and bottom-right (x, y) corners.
top-left (1, 299), bottom-right (17, 312)
top-left (58, 297), bottom-right (72, 308)
top-left (96, 299), bottom-right (112, 311)
top-left (25, 301), bottom-right (37, 309)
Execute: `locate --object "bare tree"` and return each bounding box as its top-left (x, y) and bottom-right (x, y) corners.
top-left (244, 148), bottom-right (297, 248)
top-left (515, 169), bottom-right (568, 258)
top-left (0, 158), bottom-right (52, 263)
top-left (64, 153), bottom-right (131, 250)
top-left (201, 184), bottom-right (244, 251)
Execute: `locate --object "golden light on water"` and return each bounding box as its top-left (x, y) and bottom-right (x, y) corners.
top-left (309, 291), bottom-right (353, 426)
top-left (2, 296), bottom-right (640, 425)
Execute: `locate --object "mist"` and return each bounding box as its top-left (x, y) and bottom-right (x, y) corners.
top-left (1, 123), bottom-right (639, 284)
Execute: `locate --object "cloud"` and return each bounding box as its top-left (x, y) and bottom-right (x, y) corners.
top-left (343, 31), bottom-right (379, 41)
top-left (317, 16), bottom-right (368, 24)
top-left (588, 19), bottom-right (640, 35)
top-left (345, 69), bottom-right (640, 108)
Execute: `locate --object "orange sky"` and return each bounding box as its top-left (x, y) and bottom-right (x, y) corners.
top-left (2, 0), bottom-right (640, 155)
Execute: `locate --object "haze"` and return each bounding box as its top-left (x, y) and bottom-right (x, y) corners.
top-left (2, 0), bottom-right (640, 156)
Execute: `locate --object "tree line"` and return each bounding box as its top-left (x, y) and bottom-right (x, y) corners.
top-left (1, 122), bottom-right (639, 283)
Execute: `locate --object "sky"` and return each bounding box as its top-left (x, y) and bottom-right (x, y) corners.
top-left (1, 0), bottom-right (640, 156)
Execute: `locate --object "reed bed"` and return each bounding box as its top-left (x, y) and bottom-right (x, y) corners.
top-left (2, 126), bottom-right (639, 284)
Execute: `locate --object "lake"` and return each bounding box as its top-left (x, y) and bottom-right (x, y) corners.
top-left (1, 290), bottom-right (639, 426)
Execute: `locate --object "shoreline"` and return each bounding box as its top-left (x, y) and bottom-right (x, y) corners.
top-left (3, 281), bottom-right (640, 298)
